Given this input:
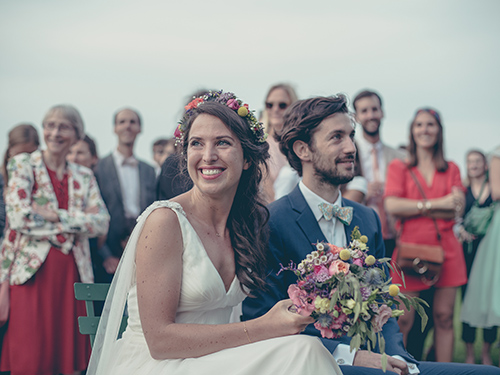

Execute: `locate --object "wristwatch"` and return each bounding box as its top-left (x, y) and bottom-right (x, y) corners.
top-left (416, 201), bottom-right (424, 212)
top-left (425, 201), bottom-right (432, 211)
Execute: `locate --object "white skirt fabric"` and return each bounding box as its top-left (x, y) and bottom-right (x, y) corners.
top-left (107, 331), bottom-right (340, 375)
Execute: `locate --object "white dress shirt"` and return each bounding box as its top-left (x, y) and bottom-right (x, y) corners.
top-left (112, 149), bottom-right (140, 219)
top-left (299, 181), bottom-right (346, 247)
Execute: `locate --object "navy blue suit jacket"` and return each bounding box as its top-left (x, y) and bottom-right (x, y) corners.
top-left (242, 185), bottom-right (412, 361)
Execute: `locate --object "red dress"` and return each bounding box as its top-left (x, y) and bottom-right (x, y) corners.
top-left (0, 168), bottom-right (90, 375)
top-left (385, 159), bottom-right (467, 292)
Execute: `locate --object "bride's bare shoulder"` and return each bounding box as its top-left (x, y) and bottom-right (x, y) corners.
top-left (138, 205), bottom-right (185, 256)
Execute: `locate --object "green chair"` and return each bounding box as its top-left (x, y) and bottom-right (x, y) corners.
top-left (74, 282), bottom-right (128, 347)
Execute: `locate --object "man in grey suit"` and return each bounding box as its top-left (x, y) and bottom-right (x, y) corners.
top-left (94, 107), bottom-right (156, 283)
top-left (353, 90), bottom-right (406, 259)
top-left (353, 90), bottom-right (433, 360)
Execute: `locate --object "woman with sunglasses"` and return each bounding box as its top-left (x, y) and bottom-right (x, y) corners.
top-left (261, 83), bottom-right (298, 203)
top-left (384, 108), bottom-right (466, 362)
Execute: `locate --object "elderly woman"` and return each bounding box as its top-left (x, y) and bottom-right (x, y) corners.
top-left (0, 105), bottom-right (109, 375)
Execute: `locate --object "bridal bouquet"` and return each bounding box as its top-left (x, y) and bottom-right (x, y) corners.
top-left (281, 227), bottom-right (427, 357)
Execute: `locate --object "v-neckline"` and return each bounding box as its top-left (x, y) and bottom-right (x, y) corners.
top-left (184, 215), bottom-right (237, 295)
top-left (413, 166), bottom-right (436, 189)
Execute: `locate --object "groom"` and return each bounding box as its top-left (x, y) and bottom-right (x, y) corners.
top-left (242, 95), bottom-right (498, 375)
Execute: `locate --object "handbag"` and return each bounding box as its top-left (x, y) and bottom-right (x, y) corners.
top-left (463, 178), bottom-right (495, 237)
top-left (396, 169), bottom-right (445, 286)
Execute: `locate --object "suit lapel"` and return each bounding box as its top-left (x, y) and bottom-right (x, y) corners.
top-left (138, 161), bottom-right (146, 209)
top-left (105, 155), bottom-right (124, 204)
top-left (342, 197), bottom-right (357, 244)
top-left (288, 186), bottom-right (327, 245)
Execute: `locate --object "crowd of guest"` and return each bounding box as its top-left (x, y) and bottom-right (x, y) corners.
top-left (0, 85), bottom-right (498, 374)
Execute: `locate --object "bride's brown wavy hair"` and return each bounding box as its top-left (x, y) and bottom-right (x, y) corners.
top-left (181, 102), bottom-right (271, 294)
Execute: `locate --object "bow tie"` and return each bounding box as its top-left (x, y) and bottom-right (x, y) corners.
top-left (318, 203), bottom-right (353, 226)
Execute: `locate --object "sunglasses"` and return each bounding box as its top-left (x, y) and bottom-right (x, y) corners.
top-left (265, 102), bottom-right (288, 110)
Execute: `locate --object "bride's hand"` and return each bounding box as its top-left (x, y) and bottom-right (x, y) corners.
top-left (263, 299), bottom-right (315, 336)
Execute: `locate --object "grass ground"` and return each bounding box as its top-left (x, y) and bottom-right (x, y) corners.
top-left (421, 290), bottom-right (499, 366)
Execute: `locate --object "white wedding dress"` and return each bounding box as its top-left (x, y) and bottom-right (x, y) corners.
top-left (87, 201), bottom-right (342, 375)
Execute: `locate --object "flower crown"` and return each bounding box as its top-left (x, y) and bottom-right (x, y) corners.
top-left (174, 90), bottom-right (268, 144)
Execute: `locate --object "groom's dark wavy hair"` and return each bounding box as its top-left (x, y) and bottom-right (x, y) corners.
top-left (181, 102), bottom-right (271, 293)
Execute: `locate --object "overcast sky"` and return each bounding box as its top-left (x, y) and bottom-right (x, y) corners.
top-left (1, 0), bottom-right (499, 176)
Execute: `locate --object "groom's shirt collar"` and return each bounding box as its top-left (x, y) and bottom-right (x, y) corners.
top-left (299, 181), bottom-right (343, 221)
top-left (299, 181), bottom-right (346, 247)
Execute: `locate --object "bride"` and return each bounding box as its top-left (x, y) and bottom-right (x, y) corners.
top-left (87, 91), bottom-right (342, 374)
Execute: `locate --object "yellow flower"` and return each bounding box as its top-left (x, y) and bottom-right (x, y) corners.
top-left (388, 284), bottom-right (400, 297)
top-left (314, 297), bottom-right (331, 314)
top-left (340, 249), bottom-right (351, 261)
top-left (365, 255), bottom-right (376, 266)
top-left (237, 106), bottom-right (249, 117)
top-left (346, 299), bottom-right (356, 309)
top-left (360, 235), bottom-right (368, 243)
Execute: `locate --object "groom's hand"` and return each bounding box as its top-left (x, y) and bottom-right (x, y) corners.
top-left (353, 350), bottom-right (409, 375)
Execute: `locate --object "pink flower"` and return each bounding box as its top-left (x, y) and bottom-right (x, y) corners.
top-left (314, 321), bottom-right (335, 338)
top-left (314, 265), bottom-right (331, 282)
top-left (372, 304), bottom-right (392, 332)
top-left (314, 265), bottom-right (328, 275)
top-left (314, 308), bottom-right (348, 338)
top-left (287, 284), bottom-right (315, 317)
top-left (226, 99), bottom-right (240, 110)
top-left (174, 125), bottom-right (183, 139)
top-left (353, 258), bottom-right (363, 267)
top-left (329, 260), bottom-right (350, 276)
top-left (331, 309), bottom-right (348, 330)
top-left (73, 180), bottom-right (80, 190)
top-left (328, 244), bottom-right (342, 256)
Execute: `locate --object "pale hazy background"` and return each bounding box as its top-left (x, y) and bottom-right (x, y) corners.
top-left (1, 0), bottom-right (499, 176)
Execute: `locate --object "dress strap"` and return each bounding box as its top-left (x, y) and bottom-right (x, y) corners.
top-left (87, 200), bottom-right (185, 374)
